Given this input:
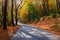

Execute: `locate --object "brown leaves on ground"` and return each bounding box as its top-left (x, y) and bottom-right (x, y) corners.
top-left (7, 25), bottom-right (19, 36)
top-left (0, 25), bottom-right (19, 40)
top-left (31, 16), bottom-right (60, 36)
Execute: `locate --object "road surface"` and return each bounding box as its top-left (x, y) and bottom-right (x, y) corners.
top-left (11, 24), bottom-right (60, 40)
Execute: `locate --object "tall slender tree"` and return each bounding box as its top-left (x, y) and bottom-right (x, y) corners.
top-left (14, 0), bottom-right (23, 25)
top-left (56, 0), bottom-right (60, 14)
top-left (0, 0), bottom-right (3, 27)
top-left (46, 0), bottom-right (49, 15)
top-left (2, 0), bottom-right (8, 29)
top-left (15, 0), bottom-right (18, 25)
top-left (43, 0), bottom-right (49, 16)
top-left (11, 0), bottom-right (14, 26)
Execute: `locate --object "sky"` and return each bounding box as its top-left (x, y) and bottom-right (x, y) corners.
top-left (16, 0), bottom-right (22, 5)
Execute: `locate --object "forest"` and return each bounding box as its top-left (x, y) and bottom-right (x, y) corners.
top-left (0, 0), bottom-right (60, 40)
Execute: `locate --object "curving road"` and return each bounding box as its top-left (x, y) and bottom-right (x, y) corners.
top-left (11, 24), bottom-right (60, 40)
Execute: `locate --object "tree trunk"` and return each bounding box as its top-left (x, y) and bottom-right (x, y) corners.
top-left (15, 8), bottom-right (18, 25)
top-left (0, 0), bottom-right (3, 28)
top-left (11, 0), bottom-right (14, 26)
top-left (14, 0), bottom-right (23, 25)
top-left (43, 0), bottom-right (49, 16)
top-left (56, 0), bottom-right (60, 14)
top-left (46, 0), bottom-right (49, 15)
top-left (15, 1), bottom-right (18, 25)
top-left (3, 0), bottom-right (8, 29)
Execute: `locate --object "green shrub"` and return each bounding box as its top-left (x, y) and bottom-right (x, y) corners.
top-left (27, 3), bottom-right (40, 23)
top-left (50, 13), bottom-right (56, 18)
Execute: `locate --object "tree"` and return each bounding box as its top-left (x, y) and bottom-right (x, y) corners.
top-left (56, 0), bottom-right (60, 14)
top-left (15, 0), bottom-right (18, 25)
top-left (11, 0), bottom-right (14, 26)
top-left (43, 0), bottom-right (49, 16)
top-left (28, 3), bottom-right (35, 23)
top-left (2, 0), bottom-right (8, 29)
top-left (46, 0), bottom-right (49, 15)
top-left (14, 0), bottom-right (23, 25)
top-left (0, 0), bottom-right (3, 27)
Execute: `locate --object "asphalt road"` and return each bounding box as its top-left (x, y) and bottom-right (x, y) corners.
top-left (11, 24), bottom-right (60, 40)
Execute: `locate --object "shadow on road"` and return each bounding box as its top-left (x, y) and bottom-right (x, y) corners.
top-left (11, 25), bottom-right (60, 40)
